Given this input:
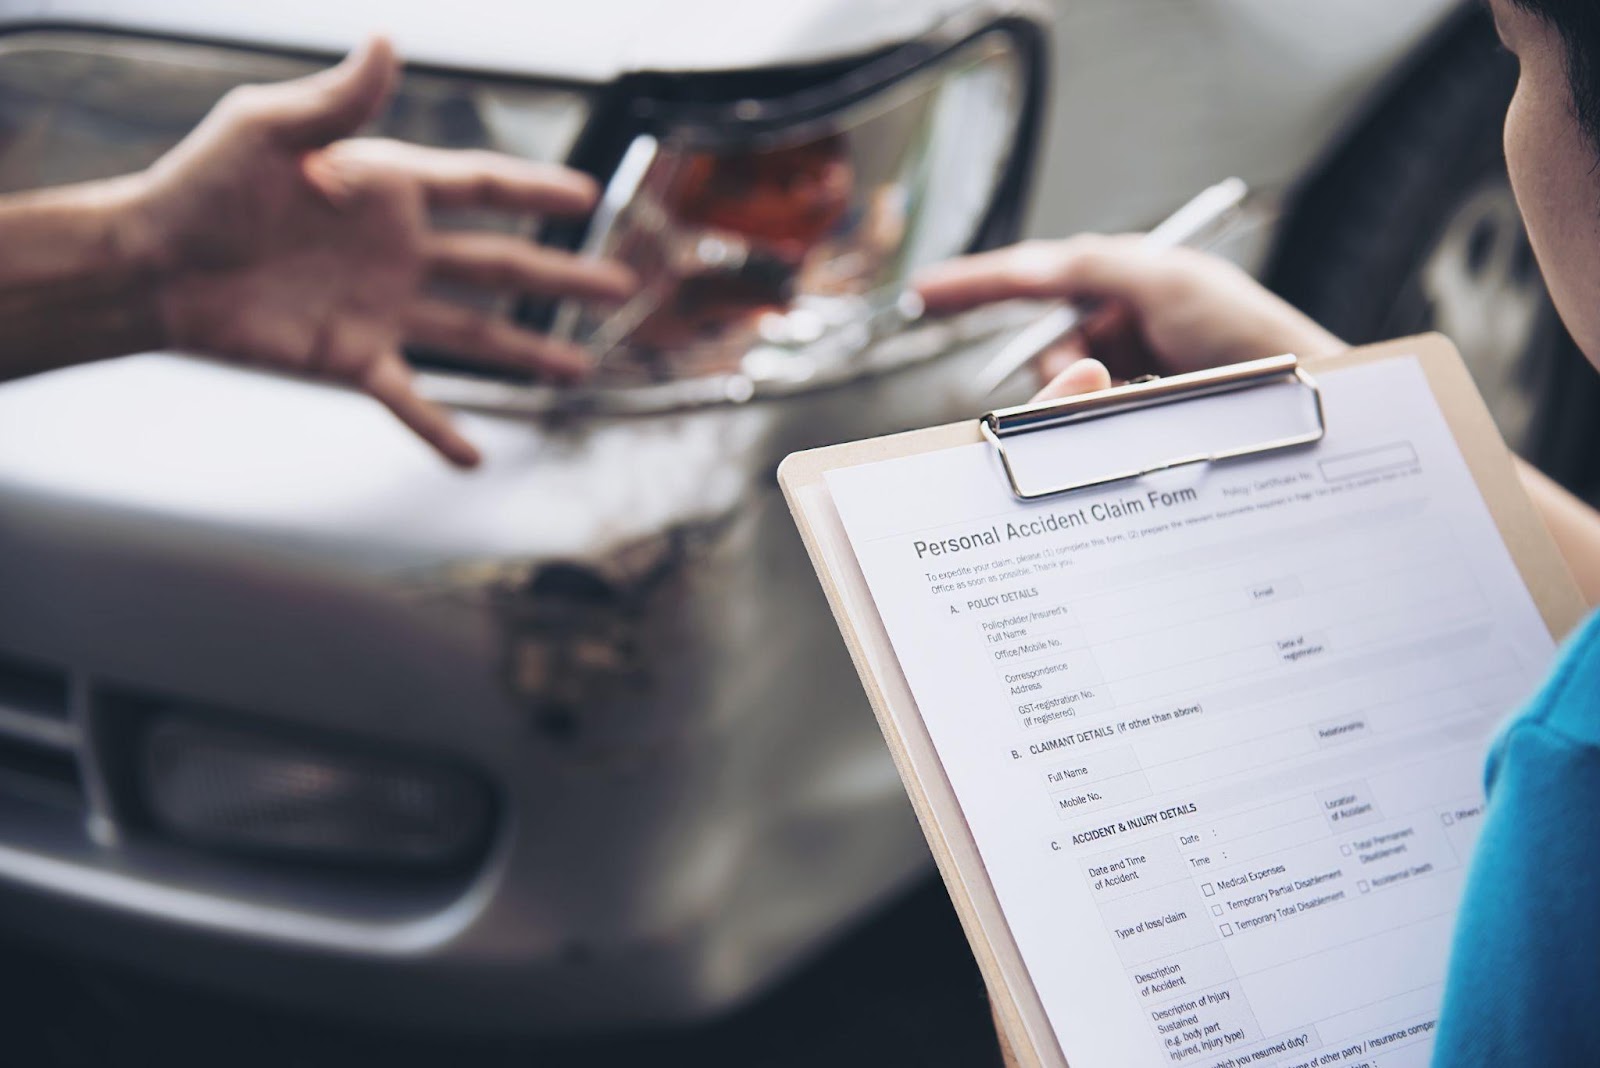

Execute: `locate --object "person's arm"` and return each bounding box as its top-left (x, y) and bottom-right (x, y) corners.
top-left (1433, 712), bottom-right (1600, 1064)
top-left (915, 237), bottom-right (1600, 606)
top-left (0, 176), bottom-right (167, 378)
top-left (0, 37), bottom-right (634, 467)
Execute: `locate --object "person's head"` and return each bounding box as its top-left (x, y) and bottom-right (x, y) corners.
top-left (1490, 0), bottom-right (1600, 365)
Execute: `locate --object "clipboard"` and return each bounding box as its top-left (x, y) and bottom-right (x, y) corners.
top-left (778, 333), bottom-right (1586, 1068)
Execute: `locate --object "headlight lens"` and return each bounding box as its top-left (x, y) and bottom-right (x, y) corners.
top-left (0, 32), bottom-right (587, 193)
top-left (141, 716), bottom-right (493, 869)
top-left (549, 30), bottom-right (1027, 400)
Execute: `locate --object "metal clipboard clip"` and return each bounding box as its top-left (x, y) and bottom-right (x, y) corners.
top-left (980, 354), bottom-right (1327, 501)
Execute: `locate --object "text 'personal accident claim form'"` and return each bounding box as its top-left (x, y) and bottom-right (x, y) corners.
top-left (825, 358), bottom-right (1555, 1068)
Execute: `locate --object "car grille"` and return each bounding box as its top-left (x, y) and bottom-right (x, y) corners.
top-left (0, 651), bottom-right (84, 810)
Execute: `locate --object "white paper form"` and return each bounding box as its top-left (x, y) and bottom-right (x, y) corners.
top-left (824, 358), bottom-right (1555, 1068)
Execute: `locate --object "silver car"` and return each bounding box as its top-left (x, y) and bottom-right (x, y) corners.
top-left (0, 0), bottom-right (1573, 1035)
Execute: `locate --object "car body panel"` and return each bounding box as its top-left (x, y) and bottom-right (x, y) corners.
top-left (0, 343), bottom-right (995, 1028)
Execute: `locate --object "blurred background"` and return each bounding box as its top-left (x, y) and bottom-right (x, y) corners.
top-left (0, 0), bottom-right (1591, 1064)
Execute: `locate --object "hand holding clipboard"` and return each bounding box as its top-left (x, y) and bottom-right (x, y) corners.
top-left (913, 230), bottom-right (1346, 402)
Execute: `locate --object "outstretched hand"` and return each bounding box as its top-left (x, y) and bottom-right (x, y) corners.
top-left (134, 37), bottom-right (632, 467)
top-left (913, 235), bottom-right (1345, 404)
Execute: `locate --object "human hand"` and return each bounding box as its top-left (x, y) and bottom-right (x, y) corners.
top-left (913, 236), bottom-right (1344, 403)
top-left (132, 37), bottom-right (633, 467)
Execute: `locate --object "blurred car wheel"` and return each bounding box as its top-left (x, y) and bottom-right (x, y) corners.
top-left (1269, 10), bottom-right (1600, 497)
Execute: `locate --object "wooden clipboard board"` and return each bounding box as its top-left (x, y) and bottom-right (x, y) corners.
top-left (778, 333), bottom-right (1586, 1068)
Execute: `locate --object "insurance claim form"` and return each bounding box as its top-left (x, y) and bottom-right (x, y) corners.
top-left (824, 357), bottom-right (1555, 1068)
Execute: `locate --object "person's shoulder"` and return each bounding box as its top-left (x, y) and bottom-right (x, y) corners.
top-left (1501, 608), bottom-right (1600, 756)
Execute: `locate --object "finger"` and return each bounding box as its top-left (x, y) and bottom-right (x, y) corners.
top-left (299, 149), bottom-right (356, 208)
top-left (1034, 303), bottom-right (1149, 385)
top-left (426, 232), bottom-right (636, 303)
top-left (331, 140), bottom-right (599, 215)
top-left (263, 37), bottom-right (399, 148)
top-left (1036, 335), bottom-right (1092, 385)
top-left (1032, 357), bottom-right (1112, 403)
top-left (362, 349), bottom-right (481, 468)
top-left (913, 236), bottom-right (1153, 315)
top-left (403, 300), bottom-right (592, 379)
top-left (1076, 301), bottom-right (1158, 379)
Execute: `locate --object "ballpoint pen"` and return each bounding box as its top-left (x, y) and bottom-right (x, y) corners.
top-left (971, 176), bottom-right (1250, 398)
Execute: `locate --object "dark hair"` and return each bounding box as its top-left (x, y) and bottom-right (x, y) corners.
top-left (1512, 0), bottom-right (1600, 152)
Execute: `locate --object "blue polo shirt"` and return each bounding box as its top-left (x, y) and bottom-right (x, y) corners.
top-left (1433, 608), bottom-right (1600, 1065)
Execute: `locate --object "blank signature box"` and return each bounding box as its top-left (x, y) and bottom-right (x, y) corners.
top-left (1319, 442), bottom-right (1419, 482)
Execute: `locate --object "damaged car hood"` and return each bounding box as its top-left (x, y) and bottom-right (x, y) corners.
top-left (0, 355), bottom-right (763, 572)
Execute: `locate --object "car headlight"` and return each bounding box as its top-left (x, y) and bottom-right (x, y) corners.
top-left (527, 25), bottom-right (1038, 411)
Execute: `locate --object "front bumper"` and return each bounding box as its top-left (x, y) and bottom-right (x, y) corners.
top-left (0, 335), bottom-right (1020, 1031)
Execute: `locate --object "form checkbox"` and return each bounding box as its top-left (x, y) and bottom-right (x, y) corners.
top-left (1441, 812), bottom-right (1456, 826)
top-left (1340, 844), bottom-right (1352, 856)
top-left (1211, 904), bottom-right (1223, 917)
top-left (1358, 880), bottom-right (1370, 893)
top-left (1220, 923), bottom-right (1234, 937)
top-left (1202, 883), bottom-right (1215, 897)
